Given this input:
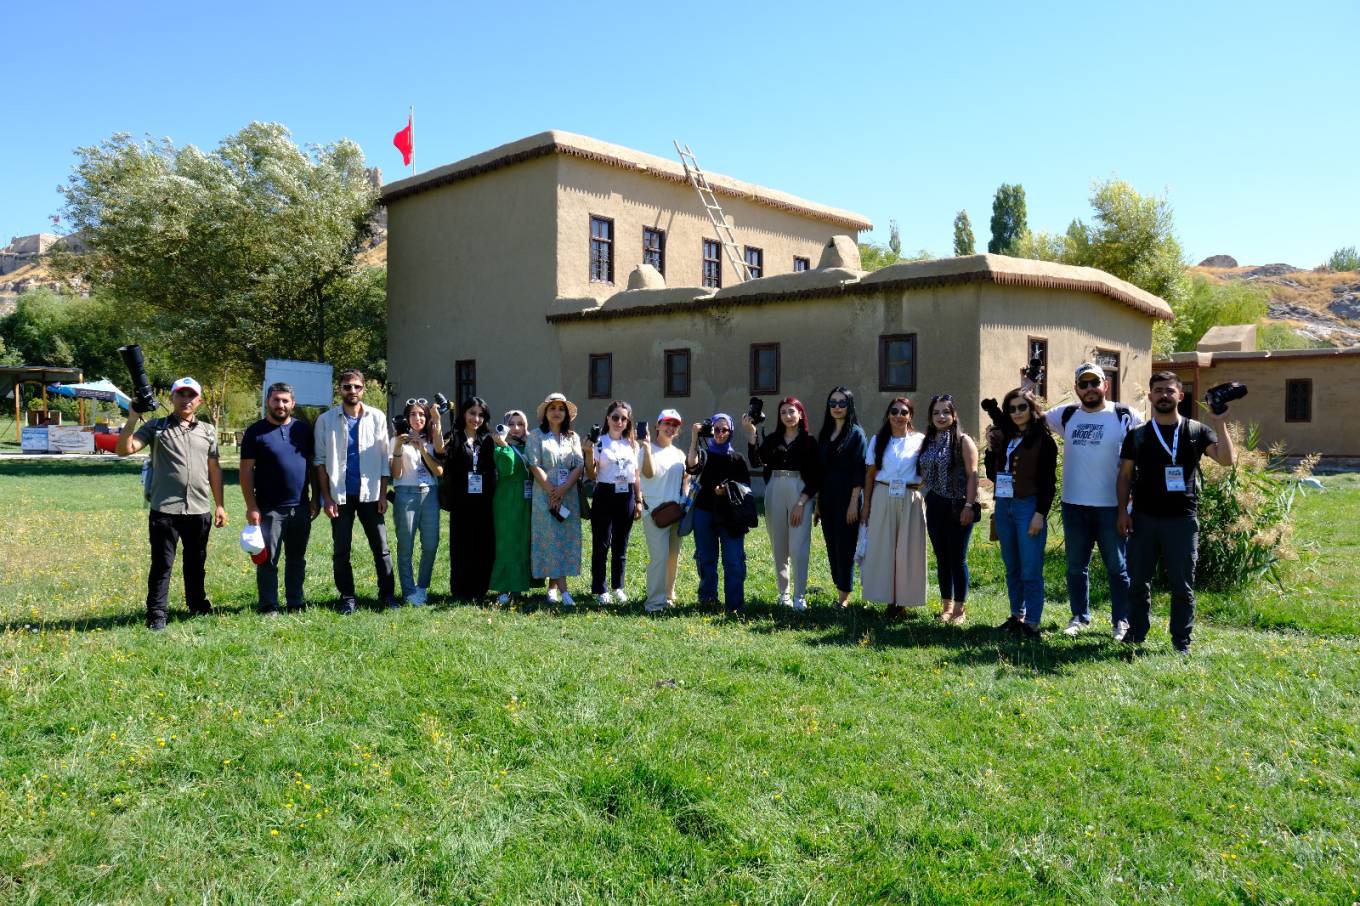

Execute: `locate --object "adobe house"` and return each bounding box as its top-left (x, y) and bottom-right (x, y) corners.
top-left (382, 131), bottom-right (1171, 436)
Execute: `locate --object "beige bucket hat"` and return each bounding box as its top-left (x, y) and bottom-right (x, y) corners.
top-left (535, 392), bottom-right (579, 421)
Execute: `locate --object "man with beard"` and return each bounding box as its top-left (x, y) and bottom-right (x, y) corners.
top-left (241, 382), bottom-right (319, 614)
top-left (1116, 372), bottom-right (1235, 655)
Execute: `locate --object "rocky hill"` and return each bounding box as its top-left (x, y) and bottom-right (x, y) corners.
top-left (1194, 259), bottom-right (1360, 347)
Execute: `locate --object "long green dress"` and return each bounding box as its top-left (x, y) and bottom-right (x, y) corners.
top-left (490, 441), bottom-right (534, 593)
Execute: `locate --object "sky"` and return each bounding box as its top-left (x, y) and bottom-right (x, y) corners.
top-left (3, 0), bottom-right (1357, 267)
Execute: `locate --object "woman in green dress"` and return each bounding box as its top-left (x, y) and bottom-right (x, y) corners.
top-left (490, 409), bottom-right (535, 604)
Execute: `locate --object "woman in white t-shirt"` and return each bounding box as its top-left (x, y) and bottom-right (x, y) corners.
top-left (583, 400), bottom-right (643, 605)
top-left (389, 400), bottom-right (445, 605)
top-left (860, 397), bottom-right (928, 617)
top-left (638, 408), bottom-right (689, 613)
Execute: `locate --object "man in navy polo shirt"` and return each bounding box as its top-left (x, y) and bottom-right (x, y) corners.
top-left (241, 382), bottom-right (318, 613)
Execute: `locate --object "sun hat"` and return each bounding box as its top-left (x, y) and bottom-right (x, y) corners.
top-left (170, 377), bottom-right (202, 397)
top-left (239, 525), bottom-right (269, 565)
top-left (656, 408), bottom-right (682, 424)
top-left (535, 392), bottom-right (579, 421)
top-left (1074, 362), bottom-right (1105, 382)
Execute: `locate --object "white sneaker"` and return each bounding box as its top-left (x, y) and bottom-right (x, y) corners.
top-left (792, 597), bottom-right (808, 612)
top-left (546, 588), bottom-right (561, 605)
top-left (597, 592), bottom-right (614, 606)
top-left (1062, 618), bottom-right (1088, 637)
top-left (612, 588), bottom-right (629, 604)
top-left (779, 593), bottom-right (793, 608)
top-left (561, 592), bottom-right (575, 608)
top-left (1113, 620), bottom-right (1130, 642)
top-left (496, 593), bottom-right (511, 606)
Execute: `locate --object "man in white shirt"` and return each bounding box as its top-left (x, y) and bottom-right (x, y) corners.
top-left (1042, 362), bottom-right (1144, 639)
top-left (313, 369), bottom-right (395, 613)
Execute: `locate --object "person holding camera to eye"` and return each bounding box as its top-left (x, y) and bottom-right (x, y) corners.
top-left (687, 413), bottom-right (752, 614)
top-left (1116, 372), bottom-right (1235, 655)
top-left (744, 396), bottom-right (821, 611)
top-left (390, 398), bottom-right (445, 605)
top-left (116, 376), bottom-right (228, 630)
top-left (583, 401), bottom-right (643, 606)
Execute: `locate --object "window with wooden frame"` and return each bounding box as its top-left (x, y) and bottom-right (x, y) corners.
top-left (1094, 348), bottom-right (1121, 402)
top-left (1285, 378), bottom-right (1312, 423)
top-left (588, 354), bottom-right (612, 399)
top-left (642, 227), bottom-right (665, 275)
top-left (793, 256), bottom-right (811, 273)
top-left (878, 334), bottom-right (917, 391)
top-left (455, 360), bottom-right (476, 403)
top-left (702, 239), bottom-right (722, 288)
top-left (664, 349), bottom-right (691, 398)
top-left (589, 216), bottom-right (614, 284)
top-left (744, 246), bottom-right (764, 279)
top-left (1027, 336), bottom-right (1049, 399)
top-left (749, 343), bottom-right (780, 396)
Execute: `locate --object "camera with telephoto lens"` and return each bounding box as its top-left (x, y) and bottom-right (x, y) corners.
top-left (1203, 381), bottom-right (1247, 415)
top-left (1025, 356), bottom-right (1044, 384)
top-left (118, 344), bottom-right (158, 413)
top-left (698, 419), bottom-right (714, 439)
top-left (747, 396), bottom-right (766, 426)
top-left (393, 414), bottom-right (410, 436)
top-left (980, 398), bottom-right (1008, 432)
top-left (588, 423), bottom-right (602, 443)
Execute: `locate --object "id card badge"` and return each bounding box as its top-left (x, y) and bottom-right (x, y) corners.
top-left (1164, 466), bottom-right (1186, 492)
top-left (614, 479), bottom-right (629, 494)
top-left (994, 473), bottom-right (1015, 499)
top-left (889, 480), bottom-right (907, 499)
top-left (523, 480), bottom-right (534, 500)
top-left (467, 473), bottom-right (483, 494)
top-left (555, 468), bottom-right (569, 486)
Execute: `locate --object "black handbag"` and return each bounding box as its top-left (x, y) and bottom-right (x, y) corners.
top-left (718, 480), bottom-right (759, 535)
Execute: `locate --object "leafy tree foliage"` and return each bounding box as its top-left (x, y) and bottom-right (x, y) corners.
top-left (952, 211), bottom-right (975, 256)
top-left (1325, 245), bottom-right (1360, 272)
top-left (887, 219), bottom-right (902, 257)
top-left (987, 184), bottom-right (1027, 254)
top-left (1170, 275), bottom-right (1268, 352)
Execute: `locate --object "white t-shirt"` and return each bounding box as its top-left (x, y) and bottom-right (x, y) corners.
top-left (392, 440), bottom-right (436, 487)
top-left (1044, 402), bottom-right (1144, 506)
top-left (640, 442), bottom-right (687, 505)
top-left (866, 432), bottom-right (925, 484)
top-left (592, 435), bottom-right (638, 485)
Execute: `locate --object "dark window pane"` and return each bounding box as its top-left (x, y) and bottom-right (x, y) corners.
top-left (744, 247), bottom-right (763, 279)
top-left (455, 360), bottom-right (476, 403)
top-left (750, 343), bottom-right (779, 394)
top-left (703, 239), bottom-right (722, 289)
top-left (588, 354), bottom-right (612, 399)
top-left (590, 216), bottom-right (613, 283)
top-left (664, 349), bottom-right (690, 397)
top-left (793, 256), bottom-right (810, 272)
top-left (878, 335), bottom-right (916, 391)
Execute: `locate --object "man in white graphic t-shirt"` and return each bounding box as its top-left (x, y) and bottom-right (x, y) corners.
top-left (1042, 362), bottom-right (1144, 640)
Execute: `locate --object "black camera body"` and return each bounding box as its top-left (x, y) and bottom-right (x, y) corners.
top-left (393, 414), bottom-right (411, 436)
top-left (1204, 381), bottom-right (1247, 415)
top-left (698, 419), bottom-right (714, 439)
top-left (433, 393), bottom-right (450, 413)
top-left (118, 344), bottom-right (158, 413)
top-left (748, 397), bottom-right (766, 426)
top-left (1024, 356), bottom-right (1045, 384)
top-left (981, 398), bottom-right (1008, 431)
top-left (588, 423), bottom-right (602, 443)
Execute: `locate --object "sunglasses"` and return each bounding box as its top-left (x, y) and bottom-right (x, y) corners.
top-left (609, 413), bottom-right (630, 422)
top-left (713, 425), bottom-right (731, 433)
top-left (1006, 403), bottom-right (1030, 413)
top-left (828, 399), bottom-right (848, 408)
top-left (1077, 378), bottom-right (1103, 389)
top-left (889, 408), bottom-right (910, 417)
top-left (406, 397), bottom-right (428, 407)
top-left (341, 383), bottom-right (364, 391)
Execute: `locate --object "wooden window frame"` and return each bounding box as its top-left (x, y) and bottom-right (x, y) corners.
top-left (664, 348), bottom-right (691, 398)
top-left (878, 334), bottom-right (918, 392)
top-left (749, 343), bottom-right (780, 396)
top-left (1027, 335), bottom-right (1049, 399)
top-left (455, 359), bottom-right (476, 404)
top-left (793, 256), bottom-right (811, 273)
top-left (743, 245), bottom-right (764, 279)
top-left (642, 227), bottom-right (666, 276)
top-left (587, 353), bottom-right (613, 399)
top-left (589, 215), bottom-right (614, 284)
top-left (702, 239), bottom-right (722, 289)
top-left (1094, 347), bottom-right (1121, 402)
top-left (1285, 378), bottom-right (1312, 423)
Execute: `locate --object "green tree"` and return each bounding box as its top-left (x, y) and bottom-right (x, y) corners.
top-left (987, 184), bottom-right (1027, 254)
top-left (1325, 246), bottom-right (1360, 271)
top-left (56, 122), bottom-right (380, 386)
top-left (952, 210), bottom-right (975, 256)
top-left (1170, 275), bottom-right (1268, 352)
top-left (888, 219), bottom-right (902, 257)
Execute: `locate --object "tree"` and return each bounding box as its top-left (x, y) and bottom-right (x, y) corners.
top-left (952, 211), bottom-right (975, 256)
top-left (1326, 246), bottom-right (1360, 272)
top-left (1170, 275), bottom-right (1268, 352)
top-left (987, 184), bottom-right (1027, 255)
top-left (56, 123), bottom-right (380, 388)
top-left (888, 219), bottom-right (902, 257)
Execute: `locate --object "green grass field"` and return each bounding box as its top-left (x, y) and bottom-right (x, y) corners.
top-left (2, 458), bottom-right (1358, 903)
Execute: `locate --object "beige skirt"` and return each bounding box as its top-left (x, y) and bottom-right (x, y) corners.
top-left (860, 484), bottom-right (927, 606)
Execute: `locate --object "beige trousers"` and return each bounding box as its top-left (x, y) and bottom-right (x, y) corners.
top-left (764, 473), bottom-right (815, 599)
top-left (642, 512), bottom-right (681, 609)
top-left (860, 484), bottom-right (927, 606)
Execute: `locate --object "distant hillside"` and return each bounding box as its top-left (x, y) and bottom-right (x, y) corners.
top-left (1193, 261), bottom-right (1360, 347)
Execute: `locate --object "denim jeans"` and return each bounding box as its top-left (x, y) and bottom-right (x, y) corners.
top-left (393, 485), bottom-right (441, 601)
top-left (256, 504), bottom-right (311, 610)
top-left (691, 506), bottom-right (746, 610)
top-left (1061, 503), bottom-right (1129, 626)
top-left (994, 495), bottom-right (1047, 626)
top-left (1128, 512), bottom-right (1199, 648)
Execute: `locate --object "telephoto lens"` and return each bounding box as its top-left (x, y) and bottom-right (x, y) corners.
top-left (433, 393), bottom-right (449, 412)
top-left (1025, 357), bottom-right (1044, 383)
top-left (117, 344), bottom-right (158, 413)
top-left (980, 398), bottom-right (1008, 431)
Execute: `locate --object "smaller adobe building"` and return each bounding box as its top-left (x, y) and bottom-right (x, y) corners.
top-left (382, 131), bottom-right (1172, 436)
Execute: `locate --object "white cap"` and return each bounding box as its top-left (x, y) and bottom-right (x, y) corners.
top-left (1074, 362), bottom-right (1104, 382)
top-left (656, 408), bottom-right (682, 424)
top-left (239, 524), bottom-right (266, 555)
top-left (170, 376), bottom-right (202, 397)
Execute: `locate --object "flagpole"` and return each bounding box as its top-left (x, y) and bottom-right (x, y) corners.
top-left (410, 105), bottom-right (415, 175)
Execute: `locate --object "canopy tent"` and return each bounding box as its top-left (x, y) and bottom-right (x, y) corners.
top-left (1, 365), bottom-right (84, 444)
top-left (46, 378), bottom-right (131, 411)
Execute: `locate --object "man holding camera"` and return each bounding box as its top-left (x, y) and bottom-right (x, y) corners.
top-left (314, 369), bottom-right (396, 613)
top-left (1117, 372), bottom-right (1235, 655)
top-left (116, 376), bottom-right (228, 630)
top-left (241, 382), bottom-right (318, 614)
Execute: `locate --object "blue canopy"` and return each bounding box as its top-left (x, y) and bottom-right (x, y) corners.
top-left (46, 378), bottom-right (131, 411)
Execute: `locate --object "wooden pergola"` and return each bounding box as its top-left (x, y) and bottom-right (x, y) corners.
top-left (1, 365), bottom-right (85, 444)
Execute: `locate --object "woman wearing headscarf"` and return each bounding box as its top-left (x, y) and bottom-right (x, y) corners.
top-left (441, 395), bottom-right (498, 600)
top-left (919, 394), bottom-right (980, 625)
top-left (860, 397), bottom-right (927, 618)
top-left (525, 393), bottom-right (585, 607)
top-left (744, 396), bottom-right (821, 610)
top-left (686, 412), bottom-right (752, 613)
top-left (815, 387), bottom-right (868, 607)
top-left (489, 409), bottom-right (535, 605)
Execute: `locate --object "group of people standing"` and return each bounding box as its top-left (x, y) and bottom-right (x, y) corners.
top-left (119, 361), bottom-right (1234, 654)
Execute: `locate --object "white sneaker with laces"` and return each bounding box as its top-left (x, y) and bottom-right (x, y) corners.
top-left (792, 597), bottom-right (808, 612)
top-left (1062, 618), bottom-right (1088, 637)
top-left (779, 593), bottom-right (793, 608)
top-left (613, 588), bottom-right (629, 604)
top-left (1113, 620), bottom-right (1130, 642)
top-left (598, 592), bottom-right (614, 606)
top-left (561, 592), bottom-right (575, 608)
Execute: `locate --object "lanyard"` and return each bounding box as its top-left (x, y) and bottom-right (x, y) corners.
top-left (465, 436), bottom-right (479, 471)
top-left (1151, 418), bottom-right (1180, 463)
top-left (1004, 437), bottom-right (1022, 471)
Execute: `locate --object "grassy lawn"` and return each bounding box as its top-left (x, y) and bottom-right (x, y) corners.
top-left (2, 459), bottom-right (1358, 903)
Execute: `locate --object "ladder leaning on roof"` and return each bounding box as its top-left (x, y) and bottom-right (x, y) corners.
top-left (674, 141), bottom-right (751, 283)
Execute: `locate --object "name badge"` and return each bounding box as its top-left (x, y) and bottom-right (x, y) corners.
top-left (555, 468), bottom-right (569, 486)
top-left (614, 479), bottom-right (629, 494)
top-left (468, 473), bottom-right (483, 494)
top-left (523, 480), bottom-right (534, 500)
top-left (1164, 466), bottom-right (1186, 492)
top-left (889, 480), bottom-right (907, 498)
top-left (994, 473), bottom-right (1015, 499)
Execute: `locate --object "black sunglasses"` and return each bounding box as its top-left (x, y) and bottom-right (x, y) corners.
top-left (1077, 378), bottom-right (1103, 389)
top-left (889, 408), bottom-right (910, 416)
top-left (341, 383), bottom-right (364, 391)
top-left (828, 399), bottom-right (849, 408)
top-left (1006, 403), bottom-right (1030, 413)
top-left (608, 413), bottom-right (630, 422)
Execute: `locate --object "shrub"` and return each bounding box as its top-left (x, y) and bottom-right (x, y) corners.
top-left (1325, 245), bottom-right (1360, 272)
top-left (1196, 422), bottom-right (1316, 591)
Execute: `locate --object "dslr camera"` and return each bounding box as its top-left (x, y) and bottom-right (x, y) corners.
top-left (697, 419), bottom-right (714, 439)
top-left (118, 344), bottom-right (158, 414)
top-left (588, 423), bottom-right (603, 443)
top-left (747, 397), bottom-right (766, 426)
top-left (433, 393), bottom-right (450, 413)
top-left (1203, 381), bottom-right (1247, 415)
top-left (1024, 356), bottom-right (1044, 384)
top-left (980, 398), bottom-right (1008, 432)
top-left (393, 414), bottom-right (411, 436)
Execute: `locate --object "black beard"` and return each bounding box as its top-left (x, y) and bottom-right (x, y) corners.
top-left (1154, 400), bottom-right (1177, 412)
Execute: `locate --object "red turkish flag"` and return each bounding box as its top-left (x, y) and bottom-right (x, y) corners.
top-left (393, 114), bottom-right (413, 166)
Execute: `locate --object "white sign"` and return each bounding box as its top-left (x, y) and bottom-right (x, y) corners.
top-left (262, 359), bottom-right (334, 410)
top-left (21, 426), bottom-right (49, 452)
top-left (48, 426), bottom-right (95, 454)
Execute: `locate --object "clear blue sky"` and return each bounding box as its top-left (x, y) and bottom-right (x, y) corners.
top-left (3, 0), bottom-right (1356, 267)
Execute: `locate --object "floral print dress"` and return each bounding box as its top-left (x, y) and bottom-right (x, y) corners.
top-left (526, 428), bottom-right (583, 578)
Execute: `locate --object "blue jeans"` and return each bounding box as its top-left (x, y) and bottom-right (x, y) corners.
top-left (394, 485), bottom-right (441, 600)
top-left (692, 506), bottom-right (746, 610)
top-left (994, 495), bottom-right (1047, 626)
top-left (1061, 503), bottom-right (1130, 626)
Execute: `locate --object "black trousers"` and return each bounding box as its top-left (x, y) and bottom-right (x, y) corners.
top-left (449, 497), bottom-right (495, 600)
top-left (591, 484), bottom-right (637, 594)
top-left (257, 505), bottom-right (312, 610)
top-left (1128, 512), bottom-right (1199, 648)
top-left (147, 510), bottom-right (212, 624)
top-left (819, 488), bottom-right (860, 594)
top-left (331, 500), bottom-right (395, 604)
